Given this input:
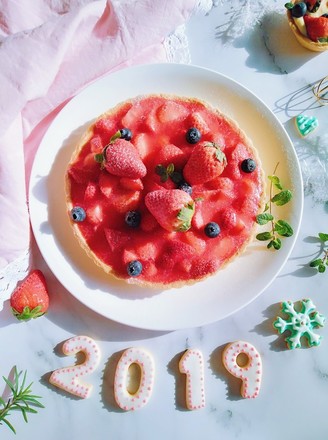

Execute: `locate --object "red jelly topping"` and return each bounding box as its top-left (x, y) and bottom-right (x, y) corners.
top-left (66, 95), bottom-right (265, 287)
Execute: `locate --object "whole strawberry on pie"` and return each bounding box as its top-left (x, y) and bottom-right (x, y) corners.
top-left (183, 141), bottom-right (227, 185)
top-left (10, 270), bottom-right (49, 320)
top-left (145, 189), bottom-right (195, 232)
top-left (66, 94), bottom-right (265, 288)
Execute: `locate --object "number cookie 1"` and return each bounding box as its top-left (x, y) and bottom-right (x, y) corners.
top-left (49, 336), bottom-right (101, 399)
top-left (179, 349), bottom-right (205, 410)
top-left (222, 341), bottom-right (262, 399)
top-left (114, 347), bottom-right (155, 411)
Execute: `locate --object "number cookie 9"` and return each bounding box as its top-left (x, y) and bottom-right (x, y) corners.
top-left (222, 341), bottom-right (262, 399)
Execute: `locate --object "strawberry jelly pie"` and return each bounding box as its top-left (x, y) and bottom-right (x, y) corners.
top-left (66, 94), bottom-right (265, 288)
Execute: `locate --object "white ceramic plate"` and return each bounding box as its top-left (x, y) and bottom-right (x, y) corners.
top-left (29, 63), bottom-right (303, 331)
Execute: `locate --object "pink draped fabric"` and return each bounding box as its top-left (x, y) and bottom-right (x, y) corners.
top-left (0, 0), bottom-right (198, 270)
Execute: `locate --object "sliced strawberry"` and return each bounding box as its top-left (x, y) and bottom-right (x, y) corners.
top-left (304, 15), bottom-right (328, 41)
top-left (121, 102), bottom-right (143, 129)
top-left (140, 211), bottom-right (160, 232)
top-left (119, 177), bottom-right (144, 191)
top-left (220, 209), bottom-right (237, 229)
top-left (68, 166), bottom-right (98, 184)
top-left (137, 242), bottom-right (159, 261)
top-left (110, 189), bottom-right (141, 213)
top-left (83, 152), bottom-right (97, 168)
top-left (145, 108), bottom-right (158, 132)
top-left (133, 133), bottom-right (153, 160)
top-left (141, 260), bottom-right (158, 278)
top-left (145, 189), bottom-right (195, 232)
top-left (191, 204), bottom-right (205, 229)
top-left (84, 181), bottom-right (98, 200)
top-left (205, 176), bottom-right (234, 191)
top-left (156, 144), bottom-right (187, 169)
top-left (190, 258), bottom-right (219, 279)
top-left (99, 172), bottom-right (117, 198)
top-left (230, 142), bottom-right (249, 162)
top-left (10, 270), bottom-right (49, 320)
top-left (183, 141), bottom-right (227, 185)
top-left (122, 248), bottom-right (138, 264)
top-left (93, 117), bottom-right (116, 140)
top-left (104, 139), bottom-right (147, 179)
top-left (86, 203), bottom-right (104, 224)
top-left (182, 232), bottom-right (206, 255)
top-left (158, 241), bottom-right (195, 269)
top-left (189, 112), bottom-right (210, 135)
top-left (157, 101), bottom-right (189, 123)
top-left (105, 228), bottom-right (131, 253)
top-left (89, 135), bottom-right (103, 153)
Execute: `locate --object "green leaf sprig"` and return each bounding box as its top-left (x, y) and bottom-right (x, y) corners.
top-left (155, 163), bottom-right (183, 184)
top-left (309, 233), bottom-right (328, 273)
top-left (0, 367), bottom-right (44, 434)
top-left (256, 163), bottom-right (293, 250)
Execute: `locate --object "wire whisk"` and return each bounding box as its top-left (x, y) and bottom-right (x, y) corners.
top-left (313, 75), bottom-right (328, 105)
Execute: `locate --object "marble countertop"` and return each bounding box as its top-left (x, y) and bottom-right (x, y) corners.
top-left (1, 2), bottom-right (328, 439)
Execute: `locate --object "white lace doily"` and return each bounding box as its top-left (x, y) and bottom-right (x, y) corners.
top-left (0, 250), bottom-right (29, 311)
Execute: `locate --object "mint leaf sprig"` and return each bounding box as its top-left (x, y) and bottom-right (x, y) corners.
top-left (256, 163), bottom-right (293, 250)
top-left (309, 233), bottom-right (328, 273)
top-left (0, 367), bottom-right (44, 434)
top-left (155, 163), bottom-right (183, 184)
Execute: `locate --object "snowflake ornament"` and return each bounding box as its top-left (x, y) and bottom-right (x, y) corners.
top-left (273, 299), bottom-right (326, 349)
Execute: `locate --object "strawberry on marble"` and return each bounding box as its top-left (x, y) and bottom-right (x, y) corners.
top-left (145, 189), bottom-right (195, 232)
top-left (10, 270), bottom-right (49, 320)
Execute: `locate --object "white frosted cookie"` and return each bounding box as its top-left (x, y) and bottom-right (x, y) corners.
top-left (49, 335), bottom-right (101, 399)
top-left (222, 341), bottom-right (262, 399)
top-left (114, 347), bottom-right (155, 411)
top-left (179, 349), bottom-right (205, 410)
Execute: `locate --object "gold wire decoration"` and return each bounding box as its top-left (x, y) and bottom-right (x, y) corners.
top-left (313, 75), bottom-right (328, 106)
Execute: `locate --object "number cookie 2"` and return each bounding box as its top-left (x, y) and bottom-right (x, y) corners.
top-left (49, 335), bottom-right (101, 399)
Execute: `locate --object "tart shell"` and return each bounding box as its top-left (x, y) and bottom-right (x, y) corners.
top-left (286, 9), bottom-right (328, 52)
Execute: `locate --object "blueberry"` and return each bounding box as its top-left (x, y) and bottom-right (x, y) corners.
top-left (125, 210), bottom-right (141, 228)
top-left (120, 128), bottom-right (132, 141)
top-left (127, 260), bottom-right (143, 277)
top-left (291, 2), bottom-right (307, 17)
top-left (178, 181), bottom-right (193, 195)
top-left (241, 158), bottom-right (256, 173)
top-left (186, 127), bottom-right (201, 144)
top-left (70, 206), bottom-right (86, 222)
top-left (204, 222), bottom-right (220, 238)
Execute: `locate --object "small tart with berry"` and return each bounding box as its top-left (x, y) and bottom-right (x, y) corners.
top-left (285, 0), bottom-right (328, 51)
top-left (66, 94), bottom-right (265, 288)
